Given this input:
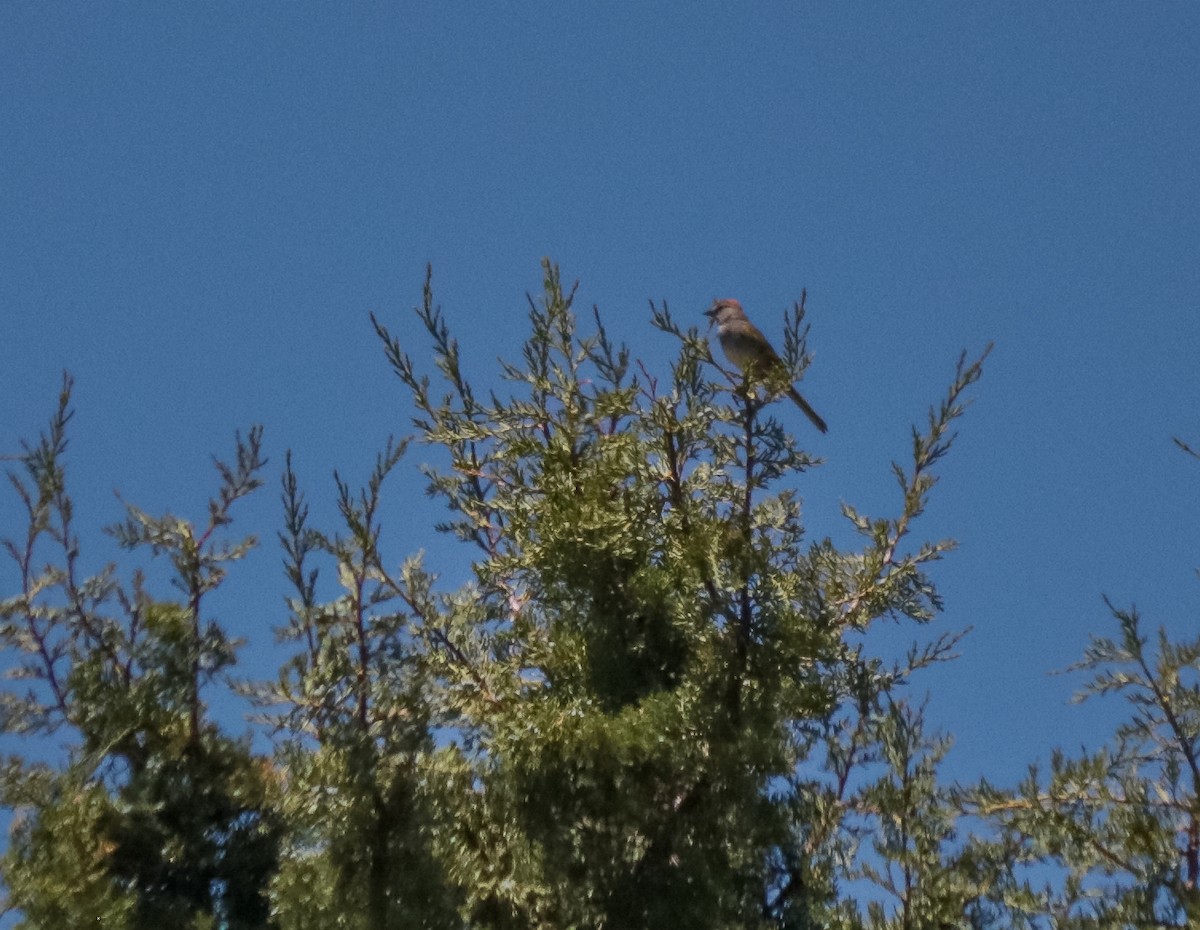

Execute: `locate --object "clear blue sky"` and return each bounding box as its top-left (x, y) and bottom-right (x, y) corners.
top-left (3, 3), bottom-right (1199, 793)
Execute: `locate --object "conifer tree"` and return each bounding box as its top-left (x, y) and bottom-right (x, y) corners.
top-left (4, 265), bottom-right (999, 929)
top-left (0, 379), bottom-right (280, 929)
top-left (347, 262), bottom-right (988, 928)
top-left (962, 604), bottom-right (1200, 927)
top-left (947, 441), bottom-right (1200, 929)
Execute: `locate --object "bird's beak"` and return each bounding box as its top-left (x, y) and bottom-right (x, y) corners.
top-left (704, 304), bottom-right (718, 323)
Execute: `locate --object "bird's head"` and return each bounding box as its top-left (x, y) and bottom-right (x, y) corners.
top-left (705, 298), bottom-right (745, 327)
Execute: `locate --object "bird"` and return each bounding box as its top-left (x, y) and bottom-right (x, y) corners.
top-left (704, 298), bottom-right (828, 433)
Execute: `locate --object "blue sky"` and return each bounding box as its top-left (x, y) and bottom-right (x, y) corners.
top-left (2, 3), bottom-right (1199, 795)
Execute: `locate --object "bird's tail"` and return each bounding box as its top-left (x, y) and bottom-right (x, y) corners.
top-left (786, 386), bottom-right (828, 433)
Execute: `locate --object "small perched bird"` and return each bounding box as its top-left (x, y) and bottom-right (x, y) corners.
top-left (705, 298), bottom-right (828, 433)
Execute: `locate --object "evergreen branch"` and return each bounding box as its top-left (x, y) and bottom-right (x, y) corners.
top-left (837, 344), bottom-right (991, 625)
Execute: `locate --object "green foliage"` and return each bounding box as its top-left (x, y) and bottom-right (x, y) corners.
top-left (362, 263), bottom-right (989, 928)
top-left (962, 601), bottom-right (1200, 928)
top-left (2, 767), bottom-right (136, 928)
top-left (20, 263), bottom-right (1151, 930)
top-left (0, 382), bottom-right (280, 928)
top-left (253, 442), bottom-right (462, 929)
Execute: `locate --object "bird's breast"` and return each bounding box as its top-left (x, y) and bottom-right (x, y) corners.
top-left (719, 328), bottom-right (765, 370)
